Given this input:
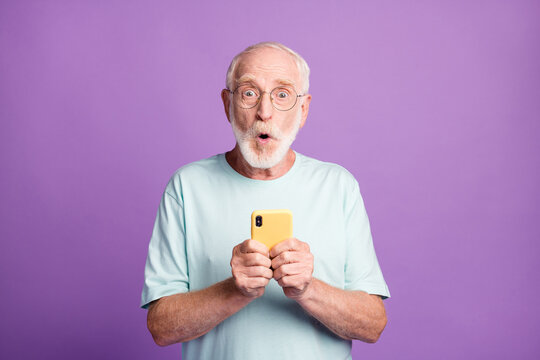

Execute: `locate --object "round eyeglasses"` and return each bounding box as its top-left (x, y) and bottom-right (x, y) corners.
top-left (229, 84), bottom-right (306, 111)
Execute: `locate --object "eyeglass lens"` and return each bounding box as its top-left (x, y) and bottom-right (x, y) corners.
top-left (235, 85), bottom-right (298, 111)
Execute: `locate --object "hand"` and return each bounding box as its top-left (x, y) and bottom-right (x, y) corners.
top-left (230, 239), bottom-right (273, 298)
top-left (270, 238), bottom-right (314, 301)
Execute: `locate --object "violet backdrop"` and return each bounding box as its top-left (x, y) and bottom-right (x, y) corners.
top-left (1, 1), bottom-right (539, 359)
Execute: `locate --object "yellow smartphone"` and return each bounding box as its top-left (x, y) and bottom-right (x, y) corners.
top-left (251, 209), bottom-right (293, 250)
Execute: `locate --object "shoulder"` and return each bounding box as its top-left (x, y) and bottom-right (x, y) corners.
top-left (171, 154), bottom-right (223, 179)
top-left (296, 152), bottom-right (359, 190)
top-left (164, 154), bottom-right (225, 199)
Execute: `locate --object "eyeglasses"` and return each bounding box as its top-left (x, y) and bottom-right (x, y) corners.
top-left (228, 84), bottom-right (306, 111)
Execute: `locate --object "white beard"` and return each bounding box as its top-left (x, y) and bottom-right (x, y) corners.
top-left (230, 106), bottom-right (302, 169)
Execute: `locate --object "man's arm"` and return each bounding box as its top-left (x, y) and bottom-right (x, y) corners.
top-left (147, 240), bottom-right (272, 346)
top-left (295, 279), bottom-right (387, 342)
top-left (147, 278), bottom-right (250, 345)
top-left (270, 238), bottom-right (387, 343)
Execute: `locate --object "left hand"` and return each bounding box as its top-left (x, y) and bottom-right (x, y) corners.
top-left (270, 238), bottom-right (314, 300)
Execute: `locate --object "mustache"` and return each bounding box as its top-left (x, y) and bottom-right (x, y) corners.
top-left (241, 121), bottom-right (283, 140)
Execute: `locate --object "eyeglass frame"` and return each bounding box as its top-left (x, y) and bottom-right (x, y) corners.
top-left (227, 84), bottom-right (307, 112)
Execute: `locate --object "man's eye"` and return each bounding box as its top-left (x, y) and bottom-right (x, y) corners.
top-left (277, 91), bottom-right (289, 98)
top-left (243, 90), bottom-right (256, 97)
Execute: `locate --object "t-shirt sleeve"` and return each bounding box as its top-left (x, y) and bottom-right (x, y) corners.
top-left (343, 179), bottom-right (390, 299)
top-left (140, 176), bottom-right (189, 309)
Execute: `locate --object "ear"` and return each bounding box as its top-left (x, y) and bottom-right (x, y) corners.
top-left (299, 94), bottom-right (311, 129)
top-left (221, 89), bottom-right (231, 123)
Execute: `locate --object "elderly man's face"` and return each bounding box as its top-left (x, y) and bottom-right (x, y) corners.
top-left (224, 48), bottom-right (310, 169)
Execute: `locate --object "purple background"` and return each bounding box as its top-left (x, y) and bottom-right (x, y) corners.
top-left (1, 1), bottom-right (539, 359)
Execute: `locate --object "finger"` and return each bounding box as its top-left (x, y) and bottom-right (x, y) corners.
top-left (270, 238), bottom-right (308, 258)
top-left (273, 262), bottom-right (305, 281)
top-left (242, 252), bottom-right (272, 268)
top-left (269, 238), bottom-right (297, 258)
top-left (240, 239), bottom-right (270, 256)
top-left (244, 265), bottom-right (274, 279)
top-left (277, 273), bottom-right (309, 289)
top-left (271, 250), bottom-right (296, 270)
top-left (235, 275), bottom-right (270, 293)
top-left (243, 276), bottom-right (271, 289)
top-left (272, 249), bottom-right (313, 270)
top-left (231, 252), bottom-right (272, 271)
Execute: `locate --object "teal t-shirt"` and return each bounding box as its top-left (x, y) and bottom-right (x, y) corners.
top-left (141, 152), bottom-right (390, 360)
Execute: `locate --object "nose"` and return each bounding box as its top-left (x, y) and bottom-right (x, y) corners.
top-left (256, 92), bottom-right (273, 121)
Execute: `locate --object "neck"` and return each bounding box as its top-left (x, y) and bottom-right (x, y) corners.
top-left (225, 145), bottom-right (296, 180)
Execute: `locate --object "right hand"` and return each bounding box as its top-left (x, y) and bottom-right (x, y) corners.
top-left (230, 239), bottom-right (273, 298)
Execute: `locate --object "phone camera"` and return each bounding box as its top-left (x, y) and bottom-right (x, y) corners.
top-left (256, 215), bottom-right (262, 227)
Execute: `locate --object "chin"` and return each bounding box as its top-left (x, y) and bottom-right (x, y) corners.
top-left (240, 141), bottom-right (290, 169)
top-left (229, 108), bottom-right (302, 170)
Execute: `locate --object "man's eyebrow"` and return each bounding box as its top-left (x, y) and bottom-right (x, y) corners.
top-left (235, 74), bottom-right (257, 84)
top-left (235, 75), bottom-right (296, 88)
top-left (275, 78), bottom-right (295, 87)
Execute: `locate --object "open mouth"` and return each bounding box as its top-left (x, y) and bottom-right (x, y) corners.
top-left (258, 134), bottom-right (270, 140)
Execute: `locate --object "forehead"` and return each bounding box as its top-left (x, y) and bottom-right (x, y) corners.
top-left (234, 48), bottom-right (300, 88)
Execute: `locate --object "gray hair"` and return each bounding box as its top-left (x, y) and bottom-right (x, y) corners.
top-left (225, 41), bottom-right (310, 94)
